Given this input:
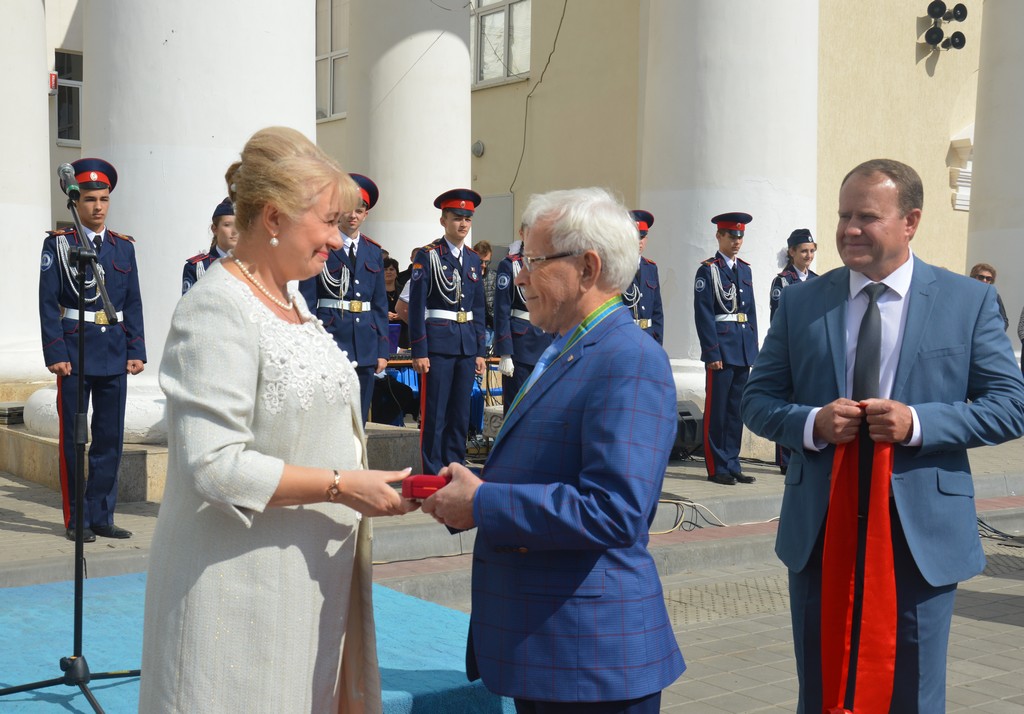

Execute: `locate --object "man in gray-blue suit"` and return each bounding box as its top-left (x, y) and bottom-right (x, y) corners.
top-left (742, 159), bottom-right (1024, 713)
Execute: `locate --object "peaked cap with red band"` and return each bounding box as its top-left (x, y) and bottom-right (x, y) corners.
top-left (350, 173), bottom-right (379, 210)
top-left (712, 211), bottom-right (752, 237)
top-left (630, 210), bottom-right (654, 236)
top-left (434, 188), bottom-right (482, 217)
top-left (72, 157), bottom-right (118, 192)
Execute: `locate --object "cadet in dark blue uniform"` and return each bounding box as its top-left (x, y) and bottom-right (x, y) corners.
top-left (693, 212), bottom-right (758, 485)
top-left (299, 173), bottom-right (389, 424)
top-left (622, 209), bottom-right (664, 344)
top-left (769, 228), bottom-right (818, 474)
top-left (181, 197), bottom-right (237, 294)
top-left (38, 158), bottom-right (146, 540)
top-left (493, 232), bottom-right (554, 414)
top-left (408, 189), bottom-right (487, 474)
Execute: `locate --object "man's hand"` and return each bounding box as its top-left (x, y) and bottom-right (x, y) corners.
top-left (421, 462), bottom-right (482, 530)
top-left (707, 361), bottom-right (723, 371)
top-left (813, 398), bottom-right (863, 444)
top-left (127, 360), bottom-right (145, 375)
top-left (375, 358), bottom-right (388, 374)
top-left (862, 398), bottom-right (914, 443)
top-left (413, 357), bottom-right (430, 374)
top-left (475, 357), bottom-right (486, 376)
top-left (47, 362), bottom-right (72, 377)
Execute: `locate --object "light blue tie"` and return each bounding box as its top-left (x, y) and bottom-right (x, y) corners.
top-left (523, 340), bottom-right (561, 393)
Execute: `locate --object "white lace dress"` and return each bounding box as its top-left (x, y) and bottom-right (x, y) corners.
top-left (139, 261), bottom-right (381, 713)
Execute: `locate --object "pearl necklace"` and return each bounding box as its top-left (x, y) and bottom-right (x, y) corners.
top-left (232, 256), bottom-right (294, 311)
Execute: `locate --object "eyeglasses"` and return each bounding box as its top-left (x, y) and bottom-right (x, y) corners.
top-left (521, 251), bottom-right (580, 271)
top-left (975, 274), bottom-right (994, 283)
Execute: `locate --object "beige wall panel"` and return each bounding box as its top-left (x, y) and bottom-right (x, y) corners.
top-left (817, 1), bottom-right (981, 275)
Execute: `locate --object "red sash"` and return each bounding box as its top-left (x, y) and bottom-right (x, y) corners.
top-left (820, 439), bottom-right (897, 713)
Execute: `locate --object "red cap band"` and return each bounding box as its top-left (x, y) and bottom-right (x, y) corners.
top-left (717, 221), bottom-right (745, 232)
top-left (636, 221), bottom-right (650, 232)
top-left (76, 169), bottom-right (112, 187)
top-left (440, 198), bottom-right (475, 212)
top-left (359, 188), bottom-right (370, 206)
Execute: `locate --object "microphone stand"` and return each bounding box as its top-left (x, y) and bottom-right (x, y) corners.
top-left (0, 193), bottom-right (139, 712)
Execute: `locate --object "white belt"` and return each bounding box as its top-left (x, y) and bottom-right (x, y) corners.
top-left (425, 309), bottom-right (474, 323)
top-left (61, 308), bottom-right (123, 325)
top-left (634, 318), bottom-right (651, 329)
top-left (715, 313), bottom-right (749, 323)
top-left (317, 298), bottom-right (367, 313)
top-left (511, 309), bottom-right (530, 320)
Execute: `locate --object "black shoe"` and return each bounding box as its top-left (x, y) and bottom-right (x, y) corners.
top-left (92, 524), bottom-right (133, 539)
top-left (709, 473), bottom-right (737, 485)
top-left (733, 473), bottom-right (757, 484)
top-left (65, 527), bottom-right (96, 543)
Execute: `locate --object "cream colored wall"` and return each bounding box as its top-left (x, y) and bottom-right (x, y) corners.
top-left (45, 0), bottom-right (84, 229)
top-left (816, 1), bottom-right (981, 275)
top-left (471, 0), bottom-right (640, 244)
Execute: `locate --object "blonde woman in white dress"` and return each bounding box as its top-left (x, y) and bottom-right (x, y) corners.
top-left (140, 127), bottom-right (417, 713)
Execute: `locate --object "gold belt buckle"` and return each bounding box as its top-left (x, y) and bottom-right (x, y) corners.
top-left (736, 313), bottom-right (747, 323)
top-left (456, 310), bottom-right (468, 323)
top-left (348, 300), bottom-right (363, 313)
top-left (639, 319), bottom-right (650, 329)
top-left (95, 311), bottom-right (109, 326)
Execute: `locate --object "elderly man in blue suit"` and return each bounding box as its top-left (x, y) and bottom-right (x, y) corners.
top-left (742, 159), bottom-right (1024, 713)
top-left (423, 187), bottom-right (685, 713)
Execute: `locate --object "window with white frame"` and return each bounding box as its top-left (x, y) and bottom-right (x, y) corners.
top-left (315, 0), bottom-right (349, 120)
top-left (472, 0), bottom-right (531, 86)
top-left (55, 51), bottom-right (83, 144)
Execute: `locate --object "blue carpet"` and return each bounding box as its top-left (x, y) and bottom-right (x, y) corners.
top-left (0, 573), bottom-right (513, 713)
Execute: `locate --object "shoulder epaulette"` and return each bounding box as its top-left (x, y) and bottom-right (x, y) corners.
top-left (464, 245), bottom-right (479, 256)
top-left (737, 257), bottom-right (750, 265)
top-left (642, 256), bottom-right (657, 266)
top-left (109, 230), bottom-right (135, 243)
top-left (46, 227), bottom-right (75, 238)
top-left (701, 257), bottom-right (717, 267)
top-left (187, 252), bottom-right (211, 265)
top-left (361, 234), bottom-right (381, 248)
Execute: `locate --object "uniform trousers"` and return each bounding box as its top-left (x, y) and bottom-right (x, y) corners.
top-left (702, 364), bottom-right (749, 477)
top-left (500, 359), bottom-right (535, 416)
top-left (420, 352), bottom-right (476, 474)
top-left (355, 364), bottom-right (376, 425)
top-left (57, 372), bottom-right (128, 529)
top-left (513, 691), bottom-right (661, 713)
top-left (789, 503), bottom-right (957, 714)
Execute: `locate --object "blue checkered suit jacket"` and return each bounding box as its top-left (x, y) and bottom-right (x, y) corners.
top-left (467, 304), bottom-right (685, 702)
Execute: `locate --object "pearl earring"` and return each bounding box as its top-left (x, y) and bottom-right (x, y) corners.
top-left (269, 234), bottom-right (279, 248)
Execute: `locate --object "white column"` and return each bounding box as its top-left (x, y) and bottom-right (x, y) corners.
top-left (348, 0), bottom-right (472, 259)
top-left (0, 1), bottom-right (51, 381)
top-left (83, 0), bottom-right (317, 380)
top-left (966, 1), bottom-right (1024, 335)
top-left (638, 0), bottom-right (819, 369)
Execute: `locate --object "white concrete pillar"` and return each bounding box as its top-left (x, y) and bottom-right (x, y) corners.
top-left (1, 1), bottom-right (52, 381)
top-left (966, 0), bottom-right (1024, 336)
top-left (638, 0), bottom-right (819, 377)
top-left (348, 0), bottom-right (472, 259)
top-left (82, 0), bottom-right (317, 381)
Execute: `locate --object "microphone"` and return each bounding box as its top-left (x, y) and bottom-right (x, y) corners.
top-left (58, 163), bottom-right (80, 200)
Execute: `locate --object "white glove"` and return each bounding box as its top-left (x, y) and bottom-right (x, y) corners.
top-left (499, 355), bottom-right (514, 377)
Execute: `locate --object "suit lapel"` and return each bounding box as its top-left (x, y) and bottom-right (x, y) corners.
top-left (891, 259), bottom-right (936, 401)
top-left (824, 268), bottom-right (850, 397)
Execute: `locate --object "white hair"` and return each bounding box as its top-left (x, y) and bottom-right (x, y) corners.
top-left (520, 187), bottom-right (638, 292)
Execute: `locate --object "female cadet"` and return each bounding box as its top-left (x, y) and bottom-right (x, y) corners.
top-left (181, 197), bottom-right (237, 294)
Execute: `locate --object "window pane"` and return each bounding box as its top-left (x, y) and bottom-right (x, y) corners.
top-left (57, 85), bottom-right (80, 141)
top-left (316, 58), bottom-right (330, 119)
top-left (55, 51), bottom-right (83, 81)
top-left (509, 1), bottom-right (530, 76)
top-left (332, 55), bottom-right (348, 116)
top-left (316, 0), bottom-right (330, 55)
top-left (331, 0), bottom-right (349, 53)
top-left (478, 10), bottom-right (506, 82)
top-left (477, 0), bottom-right (504, 6)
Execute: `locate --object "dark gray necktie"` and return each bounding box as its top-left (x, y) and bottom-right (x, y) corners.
top-left (93, 235), bottom-right (102, 252)
top-left (852, 283), bottom-right (886, 401)
top-left (348, 243), bottom-right (356, 267)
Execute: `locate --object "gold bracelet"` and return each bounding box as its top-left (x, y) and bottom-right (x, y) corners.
top-left (326, 469), bottom-right (342, 503)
